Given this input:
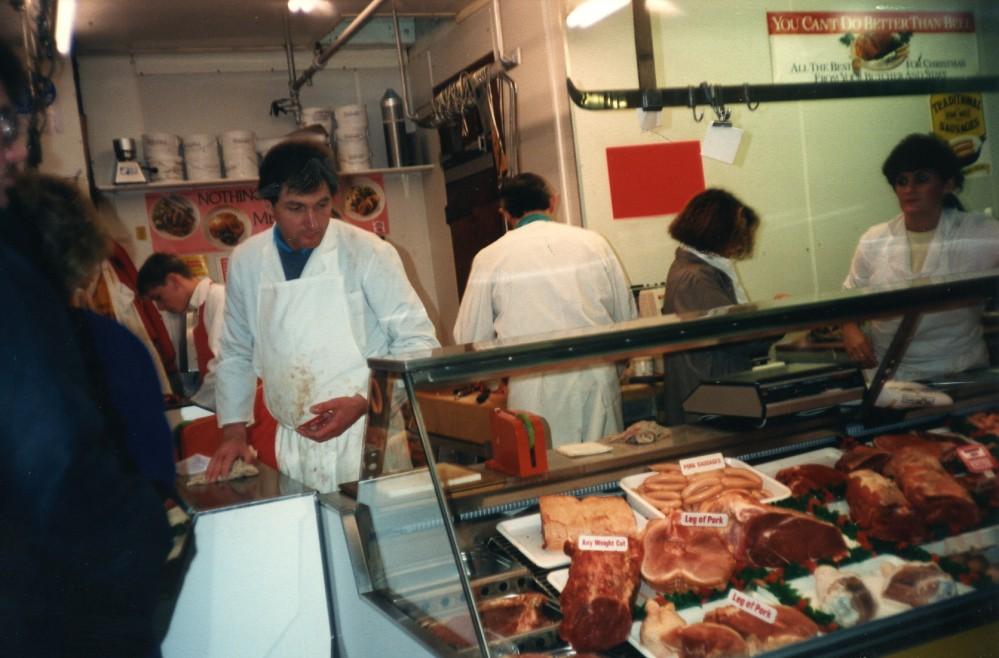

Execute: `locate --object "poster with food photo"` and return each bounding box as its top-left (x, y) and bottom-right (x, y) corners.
top-left (338, 173), bottom-right (390, 236)
top-left (767, 11), bottom-right (977, 83)
top-left (146, 185), bottom-right (273, 254)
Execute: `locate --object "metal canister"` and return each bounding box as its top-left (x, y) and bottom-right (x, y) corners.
top-left (380, 89), bottom-right (409, 167)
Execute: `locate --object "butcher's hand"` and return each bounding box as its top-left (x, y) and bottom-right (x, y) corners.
top-left (206, 423), bottom-right (256, 481)
top-left (297, 394), bottom-right (368, 442)
top-left (842, 322), bottom-right (877, 368)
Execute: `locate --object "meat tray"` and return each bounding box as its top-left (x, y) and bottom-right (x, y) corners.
top-left (620, 458), bottom-right (791, 520)
top-left (496, 508), bottom-right (647, 570)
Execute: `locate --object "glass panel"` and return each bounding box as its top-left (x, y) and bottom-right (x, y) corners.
top-left (355, 473), bottom-right (489, 656)
top-left (563, 0), bottom-right (997, 302)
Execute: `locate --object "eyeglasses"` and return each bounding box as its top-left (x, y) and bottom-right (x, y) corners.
top-left (1, 106), bottom-right (21, 148)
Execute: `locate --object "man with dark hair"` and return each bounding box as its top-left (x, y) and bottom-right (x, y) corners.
top-left (206, 139), bottom-right (438, 491)
top-left (138, 252), bottom-right (226, 410)
top-left (0, 39), bottom-right (171, 656)
top-left (453, 172), bottom-right (636, 446)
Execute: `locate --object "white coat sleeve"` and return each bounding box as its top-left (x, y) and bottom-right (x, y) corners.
top-left (214, 257), bottom-right (257, 425)
top-left (603, 243), bottom-right (637, 323)
top-left (453, 255), bottom-right (497, 344)
top-left (363, 241), bottom-right (440, 356)
top-left (191, 282), bottom-right (226, 410)
top-left (843, 231), bottom-right (875, 290)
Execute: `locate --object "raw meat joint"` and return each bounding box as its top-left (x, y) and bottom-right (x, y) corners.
top-left (703, 604), bottom-right (819, 654)
top-left (641, 512), bottom-right (736, 593)
top-left (835, 444), bottom-right (892, 474)
top-left (558, 536), bottom-right (643, 652)
top-left (640, 600), bottom-right (747, 658)
top-left (846, 469), bottom-right (925, 543)
top-left (776, 463), bottom-right (845, 496)
top-left (814, 565), bottom-right (878, 628)
top-left (539, 494), bottom-right (636, 550)
top-left (699, 491), bottom-right (849, 567)
top-left (881, 562), bottom-right (958, 607)
top-left (887, 447), bottom-right (980, 531)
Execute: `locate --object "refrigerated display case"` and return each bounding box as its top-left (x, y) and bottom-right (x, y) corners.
top-left (335, 269), bottom-right (999, 658)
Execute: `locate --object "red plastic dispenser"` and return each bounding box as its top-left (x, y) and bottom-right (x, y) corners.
top-left (486, 408), bottom-right (549, 477)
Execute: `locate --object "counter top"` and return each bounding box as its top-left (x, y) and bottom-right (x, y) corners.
top-left (177, 462), bottom-right (313, 515)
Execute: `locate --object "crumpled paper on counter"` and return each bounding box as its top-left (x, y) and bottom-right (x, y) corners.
top-left (601, 420), bottom-right (672, 445)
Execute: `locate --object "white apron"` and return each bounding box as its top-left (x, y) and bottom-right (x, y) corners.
top-left (865, 217), bottom-right (987, 381)
top-left (257, 247), bottom-right (370, 493)
top-left (508, 365), bottom-right (622, 447)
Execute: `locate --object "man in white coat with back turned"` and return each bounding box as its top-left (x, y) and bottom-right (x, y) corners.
top-left (454, 173), bottom-right (636, 446)
top-left (207, 140), bottom-right (438, 492)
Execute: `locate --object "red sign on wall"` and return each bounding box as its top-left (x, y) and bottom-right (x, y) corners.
top-left (606, 142), bottom-right (705, 219)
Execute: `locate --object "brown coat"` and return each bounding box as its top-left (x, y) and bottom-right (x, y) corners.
top-left (661, 248), bottom-right (772, 425)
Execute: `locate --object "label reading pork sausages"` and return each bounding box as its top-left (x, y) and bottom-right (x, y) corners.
top-left (727, 589), bottom-right (777, 623)
top-left (679, 512), bottom-right (729, 528)
top-left (577, 535), bottom-right (629, 552)
top-left (679, 452), bottom-right (726, 476)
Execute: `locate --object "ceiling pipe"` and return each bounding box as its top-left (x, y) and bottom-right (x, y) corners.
top-left (282, 9), bottom-right (302, 124)
top-left (291, 0), bottom-right (389, 93)
top-left (391, 4), bottom-right (419, 121)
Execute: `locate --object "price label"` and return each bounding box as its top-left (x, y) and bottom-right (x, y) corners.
top-left (680, 452), bottom-right (726, 476)
top-left (727, 589), bottom-right (777, 624)
top-left (956, 444), bottom-right (998, 474)
top-left (578, 535), bottom-right (629, 552)
top-left (679, 512), bottom-right (729, 528)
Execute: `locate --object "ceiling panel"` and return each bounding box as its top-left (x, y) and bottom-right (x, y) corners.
top-left (3, 0), bottom-right (472, 54)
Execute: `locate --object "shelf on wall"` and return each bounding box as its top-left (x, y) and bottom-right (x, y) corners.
top-left (94, 164), bottom-right (436, 194)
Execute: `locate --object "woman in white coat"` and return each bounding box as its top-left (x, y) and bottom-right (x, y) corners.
top-left (843, 133), bottom-right (999, 381)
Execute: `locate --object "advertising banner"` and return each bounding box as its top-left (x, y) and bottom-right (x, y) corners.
top-left (767, 11), bottom-right (977, 83)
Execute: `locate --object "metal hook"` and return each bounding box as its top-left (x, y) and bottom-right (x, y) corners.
top-left (744, 83), bottom-right (760, 111)
top-left (688, 86), bottom-right (704, 122)
top-left (702, 82), bottom-right (730, 125)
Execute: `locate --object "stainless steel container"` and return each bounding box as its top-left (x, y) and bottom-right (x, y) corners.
top-left (380, 89), bottom-right (409, 167)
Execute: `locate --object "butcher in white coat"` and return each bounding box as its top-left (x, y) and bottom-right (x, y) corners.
top-left (843, 133), bottom-right (999, 381)
top-left (207, 140), bottom-right (438, 492)
top-left (453, 173), bottom-right (636, 446)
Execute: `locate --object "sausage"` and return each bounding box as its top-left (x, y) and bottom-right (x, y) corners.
top-left (722, 467), bottom-right (762, 488)
top-left (681, 478), bottom-right (722, 501)
top-left (684, 483), bottom-right (724, 506)
top-left (642, 489), bottom-right (681, 505)
top-left (722, 475), bottom-right (763, 490)
top-left (655, 499), bottom-right (683, 512)
top-left (643, 472), bottom-right (688, 490)
top-left (649, 462), bottom-right (682, 473)
top-left (688, 470), bottom-right (726, 482)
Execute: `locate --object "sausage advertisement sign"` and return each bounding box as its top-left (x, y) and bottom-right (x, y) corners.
top-left (767, 11), bottom-right (977, 83)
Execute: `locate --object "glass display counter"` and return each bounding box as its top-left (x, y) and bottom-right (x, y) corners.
top-left (341, 269), bottom-right (999, 657)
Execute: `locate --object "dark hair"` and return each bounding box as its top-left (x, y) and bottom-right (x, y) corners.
top-left (257, 139), bottom-right (338, 203)
top-left (7, 173), bottom-right (110, 298)
top-left (882, 133), bottom-right (964, 208)
top-left (137, 252), bottom-right (194, 296)
top-left (499, 173), bottom-right (554, 219)
top-left (0, 40), bottom-right (28, 105)
top-left (669, 188), bottom-right (759, 259)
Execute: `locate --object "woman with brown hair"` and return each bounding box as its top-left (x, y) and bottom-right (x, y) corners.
top-left (661, 188), bottom-right (771, 425)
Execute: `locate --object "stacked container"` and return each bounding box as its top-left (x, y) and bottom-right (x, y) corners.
top-left (334, 104), bottom-right (371, 172)
top-left (183, 134), bottom-right (222, 181)
top-left (142, 132), bottom-right (184, 182)
top-left (221, 130), bottom-right (258, 179)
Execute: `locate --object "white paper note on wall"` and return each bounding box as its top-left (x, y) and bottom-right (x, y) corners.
top-left (701, 124), bottom-right (744, 164)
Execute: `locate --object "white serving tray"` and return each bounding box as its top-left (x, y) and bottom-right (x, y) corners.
top-left (496, 506), bottom-right (646, 570)
top-left (620, 458), bottom-right (791, 520)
